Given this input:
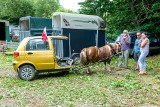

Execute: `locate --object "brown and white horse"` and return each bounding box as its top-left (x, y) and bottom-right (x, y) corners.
top-left (98, 43), bottom-right (121, 72)
top-left (97, 44), bottom-right (114, 72)
top-left (80, 43), bottom-right (121, 73)
top-left (108, 43), bottom-right (121, 55)
top-left (80, 46), bottom-right (99, 73)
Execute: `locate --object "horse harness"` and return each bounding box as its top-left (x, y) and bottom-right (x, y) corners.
top-left (108, 43), bottom-right (116, 55)
top-left (73, 44), bottom-right (120, 71)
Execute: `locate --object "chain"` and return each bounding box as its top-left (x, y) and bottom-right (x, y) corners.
top-left (71, 52), bottom-right (121, 71)
top-left (71, 55), bottom-right (115, 71)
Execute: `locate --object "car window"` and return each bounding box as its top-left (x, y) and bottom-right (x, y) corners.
top-left (129, 34), bottom-right (136, 43)
top-left (26, 39), bottom-right (49, 51)
top-left (149, 37), bottom-right (158, 43)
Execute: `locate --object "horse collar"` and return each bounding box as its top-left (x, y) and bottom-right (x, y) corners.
top-left (108, 44), bottom-right (116, 55)
top-left (98, 48), bottom-right (103, 57)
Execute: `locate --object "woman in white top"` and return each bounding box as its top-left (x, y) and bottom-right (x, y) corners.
top-left (138, 33), bottom-right (150, 75)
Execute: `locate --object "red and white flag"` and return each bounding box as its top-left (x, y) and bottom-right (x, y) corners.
top-left (42, 27), bottom-right (48, 41)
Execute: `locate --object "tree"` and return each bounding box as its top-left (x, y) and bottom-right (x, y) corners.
top-left (0, 0), bottom-right (61, 24)
top-left (79, 0), bottom-right (160, 37)
top-left (79, 0), bottom-right (131, 37)
top-left (56, 8), bottom-right (77, 13)
top-left (139, 0), bottom-right (160, 35)
top-left (0, 0), bottom-right (34, 24)
top-left (34, 0), bottom-right (60, 18)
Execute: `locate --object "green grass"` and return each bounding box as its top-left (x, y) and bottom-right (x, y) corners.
top-left (0, 53), bottom-right (13, 70)
top-left (0, 53), bottom-right (160, 107)
top-left (7, 48), bottom-right (15, 52)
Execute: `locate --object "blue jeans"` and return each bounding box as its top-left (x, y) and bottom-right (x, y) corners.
top-left (134, 52), bottom-right (141, 62)
top-left (138, 50), bottom-right (148, 71)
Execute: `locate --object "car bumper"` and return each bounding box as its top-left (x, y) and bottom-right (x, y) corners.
top-left (12, 61), bottom-right (19, 71)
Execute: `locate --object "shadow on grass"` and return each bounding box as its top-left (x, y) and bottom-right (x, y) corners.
top-left (35, 67), bottom-right (159, 80)
top-left (35, 71), bottom-right (70, 80)
top-left (35, 70), bottom-right (98, 80)
top-left (71, 66), bottom-right (135, 77)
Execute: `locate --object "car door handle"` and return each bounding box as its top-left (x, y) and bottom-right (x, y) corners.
top-left (27, 52), bottom-right (33, 55)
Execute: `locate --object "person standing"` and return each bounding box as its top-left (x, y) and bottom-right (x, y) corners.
top-left (116, 30), bottom-right (131, 69)
top-left (133, 32), bottom-right (142, 70)
top-left (138, 33), bottom-right (150, 75)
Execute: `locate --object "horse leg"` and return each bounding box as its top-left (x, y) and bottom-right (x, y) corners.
top-left (103, 61), bottom-right (106, 71)
top-left (87, 67), bottom-right (91, 74)
top-left (107, 60), bottom-right (111, 72)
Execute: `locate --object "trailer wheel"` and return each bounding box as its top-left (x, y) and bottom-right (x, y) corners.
top-left (18, 65), bottom-right (36, 81)
top-left (72, 55), bottom-right (80, 64)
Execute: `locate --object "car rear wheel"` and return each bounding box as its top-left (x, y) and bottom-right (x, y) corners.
top-left (18, 65), bottom-right (36, 81)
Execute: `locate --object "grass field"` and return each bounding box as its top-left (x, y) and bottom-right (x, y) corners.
top-left (0, 53), bottom-right (160, 107)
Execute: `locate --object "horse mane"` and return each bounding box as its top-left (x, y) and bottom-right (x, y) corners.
top-left (108, 43), bottom-right (116, 54)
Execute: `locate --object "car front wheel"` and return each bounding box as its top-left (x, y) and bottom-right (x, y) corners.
top-left (18, 65), bottom-right (36, 81)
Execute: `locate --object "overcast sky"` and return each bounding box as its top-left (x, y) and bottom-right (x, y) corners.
top-left (59, 0), bottom-right (85, 12)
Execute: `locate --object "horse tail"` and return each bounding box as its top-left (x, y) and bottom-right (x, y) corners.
top-left (80, 48), bottom-right (88, 65)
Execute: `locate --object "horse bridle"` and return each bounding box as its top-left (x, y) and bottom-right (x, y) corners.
top-left (108, 43), bottom-right (116, 55)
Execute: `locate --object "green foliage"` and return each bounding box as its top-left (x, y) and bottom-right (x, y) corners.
top-left (0, 0), bottom-right (34, 24)
top-left (109, 79), bottom-right (142, 90)
top-left (1, 0), bottom-right (160, 35)
top-left (140, 1), bottom-right (160, 35)
top-left (79, 0), bottom-right (160, 37)
top-left (0, 53), bottom-right (160, 106)
top-left (0, 53), bottom-right (13, 70)
top-left (56, 8), bottom-right (77, 14)
top-left (0, 0), bottom-right (60, 24)
top-left (34, 0), bottom-right (60, 18)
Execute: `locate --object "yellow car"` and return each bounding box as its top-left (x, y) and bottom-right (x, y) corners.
top-left (13, 36), bottom-right (73, 80)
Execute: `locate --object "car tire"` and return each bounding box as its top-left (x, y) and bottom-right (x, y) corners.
top-left (72, 55), bottom-right (80, 64)
top-left (18, 65), bottom-right (36, 81)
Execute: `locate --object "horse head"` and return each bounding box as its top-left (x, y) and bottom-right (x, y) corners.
top-left (108, 43), bottom-right (116, 55)
top-left (109, 43), bottom-right (122, 55)
top-left (116, 43), bottom-right (122, 55)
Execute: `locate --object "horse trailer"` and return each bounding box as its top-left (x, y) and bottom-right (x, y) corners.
top-left (0, 20), bottom-right (10, 42)
top-left (0, 20), bottom-right (10, 51)
top-left (19, 16), bottom-right (52, 41)
top-left (52, 12), bottom-right (106, 63)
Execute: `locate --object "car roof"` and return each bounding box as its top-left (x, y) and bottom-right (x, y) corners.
top-left (128, 31), bottom-right (152, 35)
top-left (26, 36), bottom-right (68, 40)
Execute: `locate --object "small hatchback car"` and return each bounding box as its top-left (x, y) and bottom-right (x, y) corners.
top-left (13, 36), bottom-right (73, 81)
